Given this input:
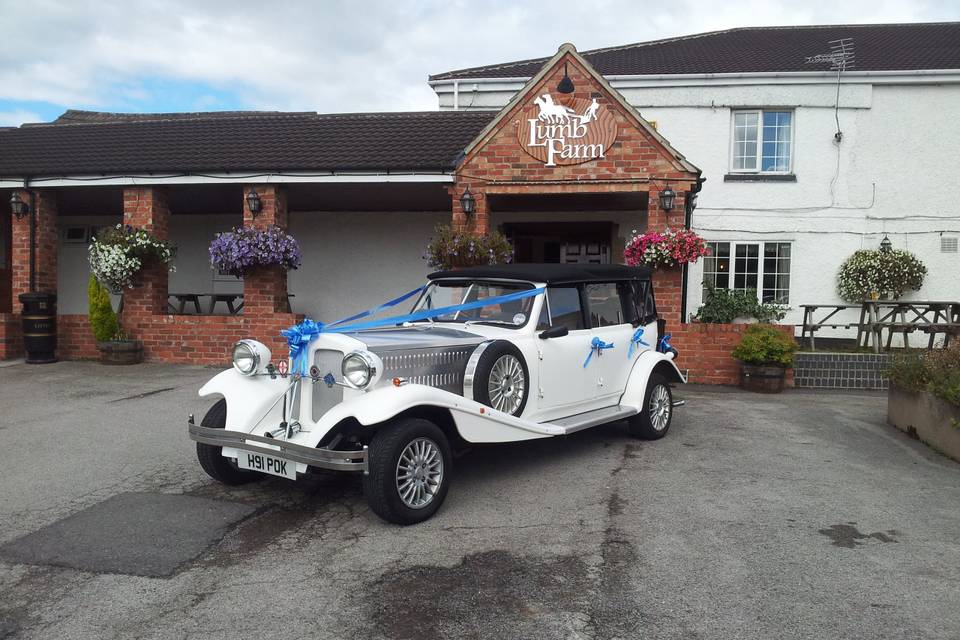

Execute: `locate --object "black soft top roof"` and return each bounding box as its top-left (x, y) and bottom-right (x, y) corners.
top-left (428, 263), bottom-right (652, 284)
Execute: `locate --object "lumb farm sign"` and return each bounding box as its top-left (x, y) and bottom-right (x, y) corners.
top-left (518, 94), bottom-right (618, 166)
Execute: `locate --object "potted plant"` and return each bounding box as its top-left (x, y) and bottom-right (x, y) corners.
top-left (887, 343), bottom-right (960, 462)
top-left (88, 224), bottom-right (176, 293)
top-left (208, 225), bottom-right (302, 277)
top-left (88, 275), bottom-right (143, 365)
top-left (624, 227), bottom-right (709, 269)
top-left (424, 224), bottom-right (514, 270)
top-left (731, 324), bottom-right (797, 393)
top-left (837, 249), bottom-right (927, 302)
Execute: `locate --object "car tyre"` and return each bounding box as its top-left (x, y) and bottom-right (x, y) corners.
top-left (627, 373), bottom-right (674, 440)
top-left (362, 418), bottom-right (452, 525)
top-left (196, 399), bottom-right (262, 485)
top-left (470, 341), bottom-right (529, 417)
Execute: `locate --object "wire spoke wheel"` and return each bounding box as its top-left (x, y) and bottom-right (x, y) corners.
top-left (395, 437), bottom-right (444, 510)
top-left (487, 354), bottom-right (526, 414)
top-left (648, 384), bottom-right (672, 431)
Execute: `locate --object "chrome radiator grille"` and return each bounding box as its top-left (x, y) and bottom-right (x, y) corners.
top-left (312, 348), bottom-right (344, 422)
top-left (375, 347), bottom-right (474, 394)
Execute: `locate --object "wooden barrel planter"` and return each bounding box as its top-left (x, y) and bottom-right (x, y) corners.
top-left (739, 364), bottom-right (787, 393)
top-left (97, 340), bottom-right (144, 365)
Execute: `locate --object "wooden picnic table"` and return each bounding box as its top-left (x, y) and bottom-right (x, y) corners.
top-left (168, 293), bottom-right (294, 315)
top-left (801, 301), bottom-right (960, 352)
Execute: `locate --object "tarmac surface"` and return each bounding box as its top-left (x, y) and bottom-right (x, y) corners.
top-left (1, 360), bottom-right (959, 639)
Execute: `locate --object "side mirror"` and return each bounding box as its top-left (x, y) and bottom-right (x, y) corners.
top-left (538, 325), bottom-right (569, 340)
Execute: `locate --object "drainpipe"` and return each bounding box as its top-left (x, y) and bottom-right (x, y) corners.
top-left (679, 177), bottom-right (705, 323)
top-left (23, 179), bottom-right (36, 293)
top-left (453, 80), bottom-right (459, 110)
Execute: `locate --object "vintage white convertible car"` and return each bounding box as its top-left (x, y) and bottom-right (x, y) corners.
top-left (188, 264), bottom-right (685, 524)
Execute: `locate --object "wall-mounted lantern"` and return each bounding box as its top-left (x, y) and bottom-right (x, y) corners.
top-left (9, 191), bottom-right (29, 220)
top-left (879, 235), bottom-right (892, 253)
top-left (245, 188), bottom-right (263, 217)
top-left (557, 62), bottom-right (575, 94)
top-left (460, 188), bottom-right (476, 215)
top-left (658, 186), bottom-right (676, 212)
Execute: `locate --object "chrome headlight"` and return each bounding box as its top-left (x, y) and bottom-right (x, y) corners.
top-left (341, 350), bottom-right (379, 389)
top-left (232, 339), bottom-right (270, 376)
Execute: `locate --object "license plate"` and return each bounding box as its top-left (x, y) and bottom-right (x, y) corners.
top-left (236, 450), bottom-right (297, 479)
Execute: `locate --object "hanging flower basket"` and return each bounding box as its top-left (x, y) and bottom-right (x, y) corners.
top-left (836, 249), bottom-right (927, 302)
top-left (624, 228), bottom-right (709, 269)
top-left (424, 224), bottom-right (514, 270)
top-left (209, 225), bottom-right (302, 278)
top-left (88, 224), bottom-right (176, 293)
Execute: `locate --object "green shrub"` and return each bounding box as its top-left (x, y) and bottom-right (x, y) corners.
top-left (695, 286), bottom-right (788, 324)
top-left (87, 275), bottom-right (119, 342)
top-left (890, 343), bottom-right (960, 407)
top-left (731, 324), bottom-right (797, 367)
top-left (424, 224), bottom-right (514, 270)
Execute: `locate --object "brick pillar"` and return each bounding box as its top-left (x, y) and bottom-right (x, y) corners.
top-left (648, 188), bottom-right (687, 327)
top-left (121, 187), bottom-right (170, 323)
top-left (242, 185), bottom-right (289, 314)
top-left (451, 182), bottom-right (488, 234)
top-left (11, 188), bottom-right (59, 306)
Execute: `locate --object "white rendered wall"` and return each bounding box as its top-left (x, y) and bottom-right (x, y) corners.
top-left (57, 216), bottom-right (121, 314)
top-left (288, 211), bottom-right (448, 322)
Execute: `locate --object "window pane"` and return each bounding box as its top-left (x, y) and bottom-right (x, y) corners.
top-left (546, 287), bottom-right (584, 330)
top-left (586, 283), bottom-right (625, 327)
top-left (761, 111), bottom-right (792, 172)
top-left (702, 242), bottom-right (731, 300)
top-left (733, 243), bottom-right (760, 293)
top-left (761, 242), bottom-right (792, 303)
top-left (733, 112), bottom-right (759, 170)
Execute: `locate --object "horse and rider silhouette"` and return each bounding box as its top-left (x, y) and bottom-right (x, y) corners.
top-left (534, 95), bottom-right (600, 125)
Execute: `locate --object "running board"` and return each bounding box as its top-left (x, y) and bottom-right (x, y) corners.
top-left (547, 405), bottom-right (639, 435)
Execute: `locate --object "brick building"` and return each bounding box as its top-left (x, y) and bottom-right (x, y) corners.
top-left (0, 44), bottom-right (761, 384)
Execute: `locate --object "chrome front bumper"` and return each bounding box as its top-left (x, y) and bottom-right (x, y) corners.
top-left (188, 417), bottom-right (368, 473)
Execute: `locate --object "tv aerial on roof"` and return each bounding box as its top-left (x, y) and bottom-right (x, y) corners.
top-left (806, 38), bottom-right (855, 143)
top-left (805, 38), bottom-right (856, 71)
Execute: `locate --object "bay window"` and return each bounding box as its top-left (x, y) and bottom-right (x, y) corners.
top-left (731, 110), bottom-right (793, 173)
top-left (702, 241), bottom-right (792, 304)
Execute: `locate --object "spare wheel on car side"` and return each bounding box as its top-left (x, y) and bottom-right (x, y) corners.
top-left (465, 340), bottom-right (529, 417)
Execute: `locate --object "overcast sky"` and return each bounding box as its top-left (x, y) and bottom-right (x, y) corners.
top-left (0, 0), bottom-right (957, 126)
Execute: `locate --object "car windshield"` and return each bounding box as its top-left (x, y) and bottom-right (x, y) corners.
top-left (411, 281), bottom-right (538, 328)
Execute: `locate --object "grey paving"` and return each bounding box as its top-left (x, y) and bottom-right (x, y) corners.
top-left (0, 493), bottom-right (256, 577)
top-left (0, 361), bottom-right (959, 640)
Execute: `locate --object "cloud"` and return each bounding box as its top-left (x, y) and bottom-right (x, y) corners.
top-left (0, 109), bottom-right (44, 127)
top-left (0, 0), bottom-right (956, 115)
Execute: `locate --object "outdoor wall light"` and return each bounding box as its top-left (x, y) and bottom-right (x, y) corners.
top-left (460, 188), bottom-right (476, 215)
top-left (557, 62), bottom-right (575, 94)
top-left (658, 186), bottom-right (676, 212)
top-left (9, 191), bottom-right (29, 220)
top-left (245, 188), bottom-right (263, 217)
top-left (879, 235), bottom-right (893, 253)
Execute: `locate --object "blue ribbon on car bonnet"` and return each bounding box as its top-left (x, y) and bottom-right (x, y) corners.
top-left (281, 286), bottom-right (546, 376)
top-left (627, 327), bottom-right (650, 359)
top-left (657, 333), bottom-right (674, 354)
top-left (583, 337), bottom-right (614, 368)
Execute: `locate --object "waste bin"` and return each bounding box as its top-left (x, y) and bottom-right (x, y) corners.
top-left (19, 292), bottom-right (57, 364)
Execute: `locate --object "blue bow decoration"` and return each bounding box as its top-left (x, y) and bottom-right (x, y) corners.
top-left (583, 336), bottom-right (615, 368)
top-left (657, 333), bottom-right (674, 354)
top-left (281, 319), bottom-right (324, 376)
top-left (628, 327), bottom-right (650, 359)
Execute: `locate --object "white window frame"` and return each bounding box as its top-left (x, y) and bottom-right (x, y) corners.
top-left (729, 109), bottom-right (795, 174)
top-left (701, 240), bottom-right (793, 305)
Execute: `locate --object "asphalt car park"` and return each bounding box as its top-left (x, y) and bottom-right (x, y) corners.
top-left (1, 361), bottom-right (959, 639)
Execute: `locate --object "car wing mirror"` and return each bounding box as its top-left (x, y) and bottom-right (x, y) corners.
top-left (538, 326), bottom-right (569, 340)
